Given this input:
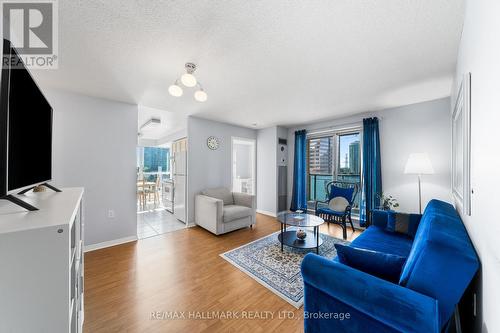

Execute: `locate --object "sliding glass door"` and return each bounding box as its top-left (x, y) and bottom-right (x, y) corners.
top-left (307, 130), bottom-right (361, 215)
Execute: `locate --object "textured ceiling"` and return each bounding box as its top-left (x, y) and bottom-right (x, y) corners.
top-left (32, 0), bottom-right (464, 129)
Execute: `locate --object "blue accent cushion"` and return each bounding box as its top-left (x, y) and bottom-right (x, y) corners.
top-left (386, 211), bottom-right (421, 237)
top-left (335, 244), bottom-right (407, 283)
top-left (316, 207), bottom-right (346, 216)
top-left (328, 185), bottom-right (355, 203)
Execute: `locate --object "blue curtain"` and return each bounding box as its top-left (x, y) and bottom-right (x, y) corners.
top-left (360, 118), bottom-right (382, 226)
top-left (290, 130), bottom-right (307, 211)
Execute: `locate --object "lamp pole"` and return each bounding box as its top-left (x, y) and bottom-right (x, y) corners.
top-left (418, 174), bottom-right (422, 214)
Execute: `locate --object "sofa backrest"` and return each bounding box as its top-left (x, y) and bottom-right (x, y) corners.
top-left (201, 188), bottom-right (234, 205)
top-left (398, 199), bottom-right (479, 328)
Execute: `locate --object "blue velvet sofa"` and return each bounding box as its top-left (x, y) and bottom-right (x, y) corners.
top-left (301, 199), bottom-right (479, 333)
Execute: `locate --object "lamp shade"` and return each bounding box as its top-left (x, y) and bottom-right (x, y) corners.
top-left (194, 89), bottom-right (207, 102)
top-left (404, 153), bottom-right (434, 175)
top-left (168, 84), bottom-right (183, 97)
top-left (181, 73), bottom-right (197, 87)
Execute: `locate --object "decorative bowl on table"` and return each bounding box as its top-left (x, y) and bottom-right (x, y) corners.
top-left (296, 229), bottom-right (307, 240)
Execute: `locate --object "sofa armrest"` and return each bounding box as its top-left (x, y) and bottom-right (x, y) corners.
top-left (301, 254), bottom-right (439, 333)
top-left (195, 195), bottom-right (223, 235)
top-left (232, 192), bottom-right (256, 209)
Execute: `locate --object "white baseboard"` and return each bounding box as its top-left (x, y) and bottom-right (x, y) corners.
top-left (256, 209), bottom-right (277, 217)
top-left (84, 235), bottom-right (138, 252)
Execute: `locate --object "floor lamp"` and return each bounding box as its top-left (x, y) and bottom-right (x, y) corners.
top-left (404, 153), bottom-right (434, 214)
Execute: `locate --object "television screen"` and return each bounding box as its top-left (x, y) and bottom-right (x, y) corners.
top-left (1, 39), bottom-right (52, 193)
top-left (0, 40), bottom-right (7, 196)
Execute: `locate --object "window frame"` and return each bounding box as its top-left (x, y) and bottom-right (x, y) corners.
top-left (306, 126), bottom-right (362, 215)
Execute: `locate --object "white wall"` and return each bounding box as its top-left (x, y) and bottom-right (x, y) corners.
top-left (187, 117), bottom-right (256, 224)
top-left (157, 128), bottom-right (187, 146)
top-left (287, 98), bottom-right (452, 213)
top-left (138, 128), bottom-right (187, 147)
top-left (256, 126), bottom-right (289, 216)
top-left (454, 1), bottom-right (500, 332)
top-left (257, 127), bottom-right (278, 215)
top-left (47, 89), bottom-right (138, 246)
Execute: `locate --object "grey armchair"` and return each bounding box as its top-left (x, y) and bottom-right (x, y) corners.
top-left (195, 188), bottom-right (256, 235)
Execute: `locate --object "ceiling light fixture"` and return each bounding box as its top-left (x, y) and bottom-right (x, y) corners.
top-left (181, 63), bottom-right (197, 87)
top-left (168, 79), bottom-right (183, 97)
top-left (169, 63), bottom-right (208, 102)
top-left (140, 118), bottom-right (161, 130)
top-left (194, 86), bottom-right (208, 102)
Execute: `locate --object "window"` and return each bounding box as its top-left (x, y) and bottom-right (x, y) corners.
top-left (137, 146), bottom-right (170, 181)
top-left (307, 130), bottom-right (361, 215)
top-left (307, 137), bottom-right (333, 203)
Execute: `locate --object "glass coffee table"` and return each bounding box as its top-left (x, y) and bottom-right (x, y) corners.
top-left (277, 212), bottom-right (325, 254)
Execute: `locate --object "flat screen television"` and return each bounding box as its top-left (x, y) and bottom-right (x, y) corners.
top-left (0, 39), bottom-right (53, 198)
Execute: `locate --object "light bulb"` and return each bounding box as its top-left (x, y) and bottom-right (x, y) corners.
top-left (168, 84), bottom-right (183, 97)
top-left (194, 90), bottom-right (208, 102)
top-left (181, 73), bottom-right (197, 87)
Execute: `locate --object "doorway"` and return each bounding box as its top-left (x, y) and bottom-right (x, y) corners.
top-left (136, 142), bottom-right (185, 239)
top-left (231, 137), bottom-right (256, 195)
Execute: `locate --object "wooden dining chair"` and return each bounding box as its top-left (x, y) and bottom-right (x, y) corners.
top-left (153, 174), bottom-right (161, 206)
top-left (137, 177), bottom-right (146, 210)
top-left (143, 176), bottom-right (157, 208)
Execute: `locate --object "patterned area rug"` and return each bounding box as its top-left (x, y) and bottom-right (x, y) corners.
top-left (220, 230), bottom-right (350, 308)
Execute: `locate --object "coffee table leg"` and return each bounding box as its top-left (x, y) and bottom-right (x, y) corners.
top-left (281, 223), bottom-right (283, 252)
top-left (316, 226), bottom-right (319, 254)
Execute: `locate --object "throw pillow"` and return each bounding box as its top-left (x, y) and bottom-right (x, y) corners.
top-left (386, 212), bottom-right (420, 237)
top-left (334, 244), bottom-right (407, 283)
top-left (328, 196), bottom-right (349, 212)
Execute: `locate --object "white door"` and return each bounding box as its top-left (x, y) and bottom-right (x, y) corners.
top-left (231, 137), bottom-right (256, 195)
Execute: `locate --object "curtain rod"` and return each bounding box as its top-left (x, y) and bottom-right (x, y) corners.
top-left (306, 122), bottom-right (362, 137)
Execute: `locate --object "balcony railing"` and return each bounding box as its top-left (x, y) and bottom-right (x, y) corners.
top-left (308, 173), bottom-right (361, 214)
top-left (139, 171), bottom-right (171, 182)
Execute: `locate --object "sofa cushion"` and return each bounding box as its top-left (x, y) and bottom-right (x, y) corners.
top-left (351, 225), bottom-right (413, 258)
top-left (335, 244), bottom-right (407, 283)
top-left (223, 205), bottom-right (252, 223)
top-left (202, 188), bottom-right (234, 205)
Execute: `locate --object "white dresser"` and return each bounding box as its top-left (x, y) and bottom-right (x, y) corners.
top-left (0, 188), bottom-right (84, 333)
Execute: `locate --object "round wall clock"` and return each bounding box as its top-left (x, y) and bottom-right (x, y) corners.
top-left (207, 136), bottom-right (220, 150)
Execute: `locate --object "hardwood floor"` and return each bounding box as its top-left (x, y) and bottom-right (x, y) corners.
top-left (84, 214), bottom-right (361, 333)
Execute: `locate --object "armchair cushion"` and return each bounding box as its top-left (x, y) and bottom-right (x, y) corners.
top-left (316, 207), bottom-right (346, 216)
top-left (201, 187), bottom-right (234, 205)
top-left (223, 205), bottom-right (253, 223)
top-left (328, 196), bottom-right (349, 212)
top-left (334, 244), bottom-right (407, 283)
